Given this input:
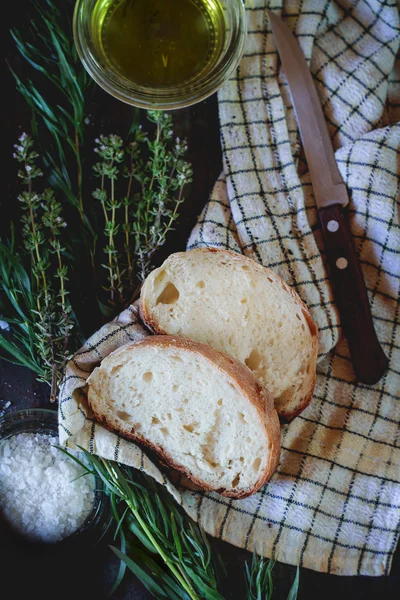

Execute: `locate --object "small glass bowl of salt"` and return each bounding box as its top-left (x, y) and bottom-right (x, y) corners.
top-left (0, 408), bottom-right (106, 545)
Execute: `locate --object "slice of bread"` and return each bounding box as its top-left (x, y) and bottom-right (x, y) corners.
top-left (87, 335), bottom-right (280, 498)
top-left (140, 248), bottom-right (318, 421)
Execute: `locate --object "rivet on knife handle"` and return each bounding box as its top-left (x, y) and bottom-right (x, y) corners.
top-left (318, 204), bottom-right (389, 384)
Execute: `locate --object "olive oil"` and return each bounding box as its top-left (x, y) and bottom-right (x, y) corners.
top-left (92, 0), bottom-right (226, 88)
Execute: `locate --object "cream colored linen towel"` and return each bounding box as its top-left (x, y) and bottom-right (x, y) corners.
top-left (59, 1), bottom-right (400, 576)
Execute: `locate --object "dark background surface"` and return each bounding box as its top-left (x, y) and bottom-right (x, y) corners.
top-left (1, 1), bottom-right (399, 599)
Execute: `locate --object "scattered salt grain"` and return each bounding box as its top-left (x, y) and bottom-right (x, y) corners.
top-left (0, 433), bottom-right (96, 543)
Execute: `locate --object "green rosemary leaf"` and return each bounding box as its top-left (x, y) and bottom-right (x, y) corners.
top-left (184, 568), bottom-right (225, 600)
top-left (0, 335), bottom-right (43, 373)
top-left (245, 554), bottom-right (275, 600)
top-left (55, 445), bottom-right (95, 474)
top-left (9, 30), bottom-right (51, 78)
top-left (170, 512), bottom-right (183, 562)
top-left (125, 513), bottom-right (158, 554)
top-left (110, 545), bottom-right (170, 599)
top-left (286, 566), bottom-right (299, 600)
top-left (113, 505), bottom-right (130, 542)
top-left (108, 531), bottom-right (127, 597)
top-left (129, 546), bottom-right (190, 600)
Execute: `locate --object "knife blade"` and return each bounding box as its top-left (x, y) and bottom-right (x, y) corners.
top-left (267, 10), bottom-right (388, 385)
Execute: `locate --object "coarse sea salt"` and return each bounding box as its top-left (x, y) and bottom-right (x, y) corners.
top-left (0, 432), bottom-right (96, 543)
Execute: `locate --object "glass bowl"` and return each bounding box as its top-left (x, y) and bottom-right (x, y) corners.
top-left (73, 0), bottom-right (247, 110)
top-left (0, 408), bottom-right (108, 547)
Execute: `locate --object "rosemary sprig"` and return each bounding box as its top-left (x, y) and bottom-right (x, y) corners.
top-left (0, 234), bottom-right (45, 376)
top-left (10, 0), bottom-right (90, 220)
top-left (245, 554), bottom-right (299, 600)
top-left (59, 448), bottom-right (300, 600)
top-left (71, 450), bottom-right (224, 600)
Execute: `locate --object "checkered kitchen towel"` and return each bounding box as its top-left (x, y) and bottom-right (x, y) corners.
top-left (59, 0), bottom-right (400, 577)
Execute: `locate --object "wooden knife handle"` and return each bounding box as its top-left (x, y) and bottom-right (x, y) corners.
top-left (318, 204), bottom-right (388, 384)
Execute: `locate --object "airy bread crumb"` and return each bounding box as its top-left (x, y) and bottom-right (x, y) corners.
top-left (140, 248), bottom-right (318, 421)
top-left (87, 335), bottom-right (280, 498)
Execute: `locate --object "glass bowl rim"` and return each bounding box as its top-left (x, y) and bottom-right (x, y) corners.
top-left (72, 0), bottom-right (247, 110)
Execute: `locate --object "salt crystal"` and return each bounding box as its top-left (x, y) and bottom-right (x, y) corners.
top-left (0, 433), bottom-right (96, 543)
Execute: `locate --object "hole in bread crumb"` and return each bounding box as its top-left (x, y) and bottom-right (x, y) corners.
top-left (183, 399), bottom-right (189, 405)
top-left (154, 269), bottom-right (167, 286)
top-left (152, 416), bottom-right (161, 425)
top-left (252, 457), bottom-right (261, 472)
top-left (241, 298), bottom-right (248, 304)
top-left (232, 473), bottom-right (241, 487)
top-left (242, 265), bottom-right (250, 271)
top-left (267, 276), bottom-right (274, 282)
top-left (240, 457), bottom-right (244, 463)
top-left (277, 321), bottom-right (283, 328)
top-left (143, 371), bottom-right (153, 383)
top-left (183, 423), bottom-right (198, 434)
top-left (156, 282), bottom-right (180, 305)
top-left (172, 384), bottom-right (179, 392)
top-left (217, 399), bottom-right (223, 406)
top-left (175, 407), bottom-right (184, 413)
top-left (117, 410), bottom-right (131, 422)
top-left (245, 348), bottom-right (262, 371)
top-left (160, 427), bottom-right (168, 435)
top-left (246, 437), bottom-right (252, 444)
top-left (196, 280), bottom-right (205, 288)
top-left (238, 412), bottom-right (247, 423)
top-left (111, 364), bottom-right (124, 376)
top-left (170, 355), bottom-right (183, 362)
top-left (167, 413), bottom-right (172, 420)
top-left (296, 313), bottom-right (302, 321)
top-left (301, 324), bottom-right (305, 331)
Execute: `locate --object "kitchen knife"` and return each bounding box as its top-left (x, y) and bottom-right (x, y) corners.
top-left (267, 10), bottom-right (388, 384)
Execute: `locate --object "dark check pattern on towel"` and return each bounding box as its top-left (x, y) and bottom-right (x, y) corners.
top-left (58, 0), bottom-right (400, 577)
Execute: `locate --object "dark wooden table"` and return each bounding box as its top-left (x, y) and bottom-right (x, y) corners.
top-left (1, 2), bottom-right (399, 599)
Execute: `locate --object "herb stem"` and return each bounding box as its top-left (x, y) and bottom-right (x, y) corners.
top-left (75, 127), bottom-right (84, 221)
top-left (125, 153), bottom-right (134, 280)
top-left (130, 504), bottom-right (200, 600)
top-left (27, 177), bottom-right (49, 306)
top-left (101, 460), bottom-right (200, 600)
top-left (145, 120), bottom-right (161, 247)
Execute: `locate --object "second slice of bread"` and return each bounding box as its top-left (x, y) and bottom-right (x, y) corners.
top-left (140, 249), bottom-right (318, 421)
top-left (87, 335), bottom-right (280, 498)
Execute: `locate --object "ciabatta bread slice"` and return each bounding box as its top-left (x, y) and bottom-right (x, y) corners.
top-left (140, 249), bottom-right (318, 421)
top-left (87, 335), bottom-right (280, 498)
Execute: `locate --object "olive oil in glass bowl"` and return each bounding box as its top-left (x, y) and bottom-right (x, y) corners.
top-left (73, 0), bottom-right (247, 109)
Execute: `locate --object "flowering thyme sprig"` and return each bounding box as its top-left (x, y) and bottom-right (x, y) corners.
top-left (132, 111), bottom-right (193, 281)
top-left (93, 134), bottom-right (125, 305)
top-left (7, 134), bottom-right (75, 399)
top-left (92, 118), bottom-right (192, 306)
